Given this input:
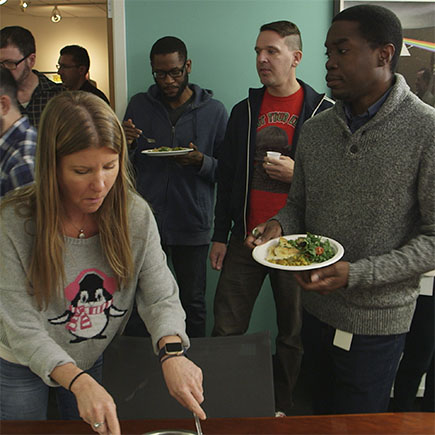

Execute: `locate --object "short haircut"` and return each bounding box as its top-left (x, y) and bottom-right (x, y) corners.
top-left (333, 4), bottom-right (402, 73)
top-left (0, 67), bottom-right (18, 106)
top-left (60, 45), bottom-right (90, 73)
top-left (260, 20), bottom-right (302, 51)
top-left (0, 26), bottom-right (35, 56)
top-left (149, 36), bottom-right (188, 63)
top-left (418, 67), bottom-right (432, 85)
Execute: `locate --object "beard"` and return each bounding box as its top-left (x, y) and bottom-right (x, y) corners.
top-left (158, 73), bottom-right (189, 102)
top-left (15, 63), bottom-right (31, 87)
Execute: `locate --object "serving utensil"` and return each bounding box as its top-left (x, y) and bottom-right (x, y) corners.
top-left (193, 413), bottom-right (203, 435)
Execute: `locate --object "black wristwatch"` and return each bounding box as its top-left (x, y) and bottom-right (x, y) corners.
top-left (158, 342), bottom-right (185, 361)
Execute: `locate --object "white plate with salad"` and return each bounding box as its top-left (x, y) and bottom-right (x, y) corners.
top-left (252, 233), bottom-right (344, 271)
top-left (141, 147), bottom-right (193, 157)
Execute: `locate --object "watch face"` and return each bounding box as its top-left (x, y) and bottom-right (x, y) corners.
top-left (165, 342), bottom-right (183, 354)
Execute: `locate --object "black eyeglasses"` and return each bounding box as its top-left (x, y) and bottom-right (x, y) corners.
top-left (0, 53), bottom-right (31, 71)
top-left (56, 63), bottom-right (79, 70)
top-left (152, 62), bottom-right (186, 80)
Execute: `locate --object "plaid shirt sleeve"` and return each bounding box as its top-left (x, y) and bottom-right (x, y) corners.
top-left (0, 117), bottom-right (37, 197)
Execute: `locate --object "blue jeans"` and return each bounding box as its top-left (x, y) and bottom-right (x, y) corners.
top-left (163, 244), bottom-right (208, 338)
top-left (0, 355), bottom-right (103, 420)
top-left (302, 309), bottom-right (406, 414)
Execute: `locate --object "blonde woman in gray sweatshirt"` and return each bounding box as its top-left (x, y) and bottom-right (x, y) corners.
top-left (0, 92), bottom-right (205, 434)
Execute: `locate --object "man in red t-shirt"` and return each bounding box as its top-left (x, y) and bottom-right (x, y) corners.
top-left (210, 21), bottom-right (333, 415)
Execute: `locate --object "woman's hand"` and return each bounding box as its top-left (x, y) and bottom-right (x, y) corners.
top-left (161, 356), bottom-right (206, 420)
top-left (51, 364), bottom-right (120, 435)
top-left (71, 374), bottom-right (120, 435)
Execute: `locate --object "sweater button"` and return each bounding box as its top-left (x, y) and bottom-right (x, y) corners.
top-left (350, 145), bottom-right (358, 154)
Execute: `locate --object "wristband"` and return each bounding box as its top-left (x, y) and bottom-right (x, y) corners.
top-left (160, 352), bottom-right (187, 364)
top-left (68, 371), bottom-right (87, 391)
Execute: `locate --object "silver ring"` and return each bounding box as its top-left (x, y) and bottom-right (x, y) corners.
top-left (93, 422), bottom-right (104, 429)
top-left (252, 227), bottom-right (261, 238)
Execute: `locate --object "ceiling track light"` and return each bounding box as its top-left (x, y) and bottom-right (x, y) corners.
top-left (19, 0), bottom-right (29, 11)
top-left (51, 5), bottom-right (62, 23)
top-left (0, 0), bottom-right (8, 6)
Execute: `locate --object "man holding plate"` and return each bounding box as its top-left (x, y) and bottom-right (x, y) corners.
top-left (123, 37), bottom-right (228, 338)
top-left (210, 20), bottom-right (333, 416)
top-left (246, 5), bottom-right (435, 415)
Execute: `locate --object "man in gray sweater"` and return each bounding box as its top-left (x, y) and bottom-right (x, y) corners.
top-left (246, 4), bottom-right (435, 414)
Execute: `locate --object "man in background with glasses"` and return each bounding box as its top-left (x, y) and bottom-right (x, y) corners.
top-left (122, 36), bottom-right (228, 338)
top-left (57, 45), bottom-right (109, 104)
top-left (0, 26), bottom-right (62, 128)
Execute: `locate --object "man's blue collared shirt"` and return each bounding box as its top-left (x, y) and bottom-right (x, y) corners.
top-left (344, 86), bottom-right (393, 133)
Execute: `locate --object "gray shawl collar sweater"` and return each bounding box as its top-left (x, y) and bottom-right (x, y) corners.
top-left (276, 74), bottom-right (435, 335)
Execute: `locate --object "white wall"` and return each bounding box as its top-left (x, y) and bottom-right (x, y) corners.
top-left (1, 15), bottom-right (110, 99)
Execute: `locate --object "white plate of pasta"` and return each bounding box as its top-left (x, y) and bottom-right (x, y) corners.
top-left (252, 233), bottom-right (344, 271)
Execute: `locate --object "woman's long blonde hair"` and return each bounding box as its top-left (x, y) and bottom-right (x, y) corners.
top-left (1, 91), bottom-right (135, 309)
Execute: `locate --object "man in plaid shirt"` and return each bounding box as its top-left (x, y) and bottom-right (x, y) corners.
top-left (0, 67), bottom-right (37, 197)
top-left (0, 26), bottom-right (62, 129)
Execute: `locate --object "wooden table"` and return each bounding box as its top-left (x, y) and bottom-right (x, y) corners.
top-left (1, 413), bottom-right (434, 434)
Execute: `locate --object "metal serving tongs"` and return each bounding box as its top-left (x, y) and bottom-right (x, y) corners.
top-left (193, 413), bottom-right (203, 435)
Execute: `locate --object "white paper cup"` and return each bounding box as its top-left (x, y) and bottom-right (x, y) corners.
top-left (266, 151), bottom-right (281, 161)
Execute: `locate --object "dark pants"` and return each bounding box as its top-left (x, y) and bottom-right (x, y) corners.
top-left (301, 309), bottom-right (406, 415)
top-left (124, 244), bottom-right (208, 338)
top-left (212, 236), bottom-right (303, 414)
top-left (394, 291), bottom-right (434, 412)
top-left (163, 244), bottom-right (208, 338)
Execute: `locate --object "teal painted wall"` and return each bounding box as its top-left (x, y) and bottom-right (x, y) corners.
top-left (124, 0), bottom-right (334, 337)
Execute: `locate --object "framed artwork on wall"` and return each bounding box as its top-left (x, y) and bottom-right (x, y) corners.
top-left (333, 0), bottom-right (435, 103)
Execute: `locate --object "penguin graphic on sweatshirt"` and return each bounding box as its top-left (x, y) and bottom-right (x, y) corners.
top-left (49, 268), bottom-right (127, 343)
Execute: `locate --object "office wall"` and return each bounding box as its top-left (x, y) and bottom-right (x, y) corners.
top-left (124, 0), bottom-right (333, 337)
top-left (0, 15), bottom-right (110, 99)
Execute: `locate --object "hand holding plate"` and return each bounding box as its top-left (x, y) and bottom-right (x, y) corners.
top-left (244, 220), bottom-right (283, 250)
top-left (173, 143), bottom-right (204, 167)
top-left (293, 261), bottom-right (350, 294)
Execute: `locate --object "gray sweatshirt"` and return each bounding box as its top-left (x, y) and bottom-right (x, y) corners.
top-left (275, 74), bottom-right (435, 335)
top-left (0, 193), bottom-right (188, 386)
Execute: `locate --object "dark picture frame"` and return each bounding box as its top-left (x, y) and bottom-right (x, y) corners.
top-left (333, 0), bottom-right (435, 98)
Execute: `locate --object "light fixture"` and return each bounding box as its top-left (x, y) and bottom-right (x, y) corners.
top-left (0, 0), bottom-right (8, 6)
top-left (19, 0), bottom-right (28, 11)
top-left (51, 5), bottom-right (61, 23)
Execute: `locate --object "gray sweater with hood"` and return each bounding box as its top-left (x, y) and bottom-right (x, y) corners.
top-left (275, 74), bottom-right (435, 335)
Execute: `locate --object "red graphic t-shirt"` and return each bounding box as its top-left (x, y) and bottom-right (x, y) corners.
top-left (247, 87), bottom-right (304, 233)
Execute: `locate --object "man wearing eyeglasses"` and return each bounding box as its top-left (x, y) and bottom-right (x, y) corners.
top-left (122, 36), bottom-right (228, 338)
top-left (0, 26), bottom-right (62, 129)
top-left (57, 45), bottom-right (109, 104)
